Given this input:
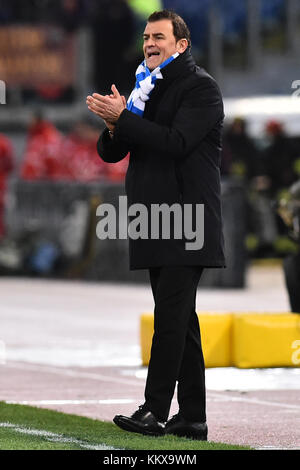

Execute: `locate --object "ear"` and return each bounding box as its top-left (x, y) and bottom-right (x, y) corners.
top-left (176, 38), bottom-right (188, 53)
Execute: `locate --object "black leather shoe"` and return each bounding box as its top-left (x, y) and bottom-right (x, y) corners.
top-left (113, 404), bottom-right (165, 436)
top-left (165, 413), bottom-right (208, 440)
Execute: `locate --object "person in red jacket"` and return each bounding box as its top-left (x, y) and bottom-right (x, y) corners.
top-left (20, 112), bottom-right (64, 180)
top-left (0, 133), bottom-right (14, 238)
top-left (61, 119), bottom-right (109, 182)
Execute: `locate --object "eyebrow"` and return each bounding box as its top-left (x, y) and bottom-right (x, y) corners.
top-left (143, 33), bottom-right (166, 39)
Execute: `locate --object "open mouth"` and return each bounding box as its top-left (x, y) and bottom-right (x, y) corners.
top-left (147, 51), bottom-right (160, 58)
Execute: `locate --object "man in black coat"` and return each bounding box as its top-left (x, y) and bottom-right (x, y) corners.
top-left (86, 9), bottom-right (225, 440)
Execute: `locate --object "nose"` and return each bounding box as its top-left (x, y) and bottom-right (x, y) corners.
top-left (145, 36), bottom-right (156, 48)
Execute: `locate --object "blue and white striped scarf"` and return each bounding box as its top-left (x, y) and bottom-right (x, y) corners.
top-left (127, 52), bottom-right (180, 117)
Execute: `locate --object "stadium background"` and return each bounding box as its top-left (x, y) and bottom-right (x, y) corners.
top-left (0, 0), bottom-right (300, 451)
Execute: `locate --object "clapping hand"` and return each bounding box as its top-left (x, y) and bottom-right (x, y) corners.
top-left (86, 84), bottom-right (126, 131)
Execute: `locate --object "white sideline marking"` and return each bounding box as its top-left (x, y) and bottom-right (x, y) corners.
top-left (0, 422), bottom-right (118, 450)
top-left (5, 362), bottom-right (142, 386)
top-left (6, 399), bottom-right (135, 406)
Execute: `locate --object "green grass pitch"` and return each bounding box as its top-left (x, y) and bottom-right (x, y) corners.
top-left (0, 402), bottom-right (251, 450)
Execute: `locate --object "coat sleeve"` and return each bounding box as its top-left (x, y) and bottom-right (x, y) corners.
top-left (113, 77), bottom-right (224, 160)
top-left (97, 127), bottom-right (130, 163)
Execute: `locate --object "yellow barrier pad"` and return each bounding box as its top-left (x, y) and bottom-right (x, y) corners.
top-left (140, 313), bottom-right (155, 367)
top-left (198, 312), bottom-right (233, 367)
top-left (233, 313), bottom-right (300, 368)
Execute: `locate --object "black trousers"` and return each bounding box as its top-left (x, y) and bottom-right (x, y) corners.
top-left (283, 254), bottom-right (300, 313)
top-left (144, 265), bottom-right (206, 422)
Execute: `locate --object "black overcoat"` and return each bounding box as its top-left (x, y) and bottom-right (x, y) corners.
top-left (97, 50), bottom-right (226, 270)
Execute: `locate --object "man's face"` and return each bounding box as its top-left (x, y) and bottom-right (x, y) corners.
top-left (143, 19), bottom-right (186, 71)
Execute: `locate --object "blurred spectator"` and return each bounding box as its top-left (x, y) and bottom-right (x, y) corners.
top-left (243, 119), bottom-right (299, 257)
top-left (90, 0), bottom-right (137, 94)
top-left (0, 133), bottom-right (14, 238)
top-left (223, 117), bottom-right (260, 181)
top-left (220, 140), bottom-right (232, 177)
top-left (223, 117), bottom-right (281, 257)
top-left (20, 111), bottom-right (128, 183)
top-left (262, 120), bottom-right (298, 197)
top-left (106, 153), bottom-right (130, 182)
top-left (20, 111), bottom-right (63, 180)
top-left (60, 117), bottom-right (108, 181)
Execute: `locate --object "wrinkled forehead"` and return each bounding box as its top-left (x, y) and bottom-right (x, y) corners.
top-left (143, 19), bottom-right (174, 38)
